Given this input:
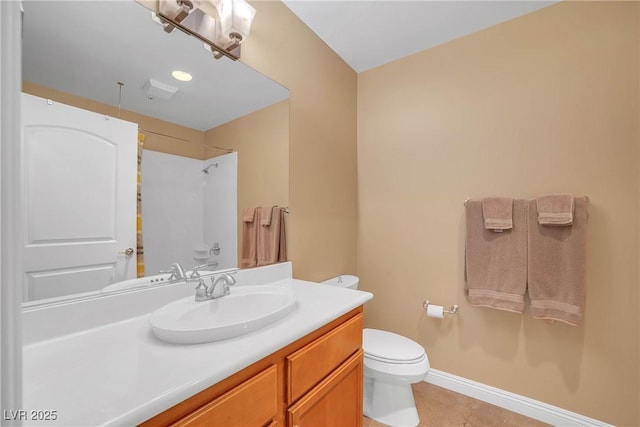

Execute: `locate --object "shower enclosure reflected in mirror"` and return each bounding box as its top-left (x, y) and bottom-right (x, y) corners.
top-left (21, 0), bottom-right (289, 305)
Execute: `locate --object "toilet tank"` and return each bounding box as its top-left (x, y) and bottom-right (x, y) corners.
top-left (321, 275), bottom-right (359, 290)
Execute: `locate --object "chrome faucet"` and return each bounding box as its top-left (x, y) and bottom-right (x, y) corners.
top-left (195, 273), bottom-right (236, 301)
top-left (188, 261), bottom-right (220, 279)
top-left (160, 262), bottom-right (186, 281)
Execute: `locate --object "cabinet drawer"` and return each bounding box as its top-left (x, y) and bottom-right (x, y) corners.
top-left (287, 350), bottom-right (363, 427)
top-left (286, 313), bottom-right (362, 404)
top-left (172, 365), bottom-right (278, 427)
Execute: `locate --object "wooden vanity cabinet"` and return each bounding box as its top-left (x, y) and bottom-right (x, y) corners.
top-left (140, 307), bottom-right (363, 427)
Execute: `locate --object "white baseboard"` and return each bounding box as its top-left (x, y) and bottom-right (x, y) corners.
top-left (424, 369), bottom-right (612, 427)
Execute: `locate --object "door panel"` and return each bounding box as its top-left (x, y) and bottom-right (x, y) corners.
top-left (25, 265), bottom-right (115, 301)
top-left (26, 126), bottom-right (117, 243)
top-left (22, 93), bottom-right (137, 302)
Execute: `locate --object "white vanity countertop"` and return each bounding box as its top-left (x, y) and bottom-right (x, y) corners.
top-left (22, 277), bottom-right (372, 426)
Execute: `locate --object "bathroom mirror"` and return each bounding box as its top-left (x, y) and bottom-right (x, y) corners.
top-left (21, 0), bottom-right (289, 306)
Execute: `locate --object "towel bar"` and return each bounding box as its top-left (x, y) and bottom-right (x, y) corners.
top-left (464, 196), bottom-right (589, 206)
top-left (423, 300), bottom-right (459, 315)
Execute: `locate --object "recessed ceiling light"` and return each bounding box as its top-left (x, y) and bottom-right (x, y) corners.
top-left (171, 70), bottom-right (192, 82)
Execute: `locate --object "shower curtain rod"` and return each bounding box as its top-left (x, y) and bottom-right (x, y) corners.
top-left (205, 144), bottom-right (234, 153)
top-left (140, 128), bottom-right (190, 143)
top-left (139, 129), bottom-right (234, 153)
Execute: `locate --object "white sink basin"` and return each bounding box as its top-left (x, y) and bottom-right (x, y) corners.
top-left (149, 285), bottom-right (297, 344)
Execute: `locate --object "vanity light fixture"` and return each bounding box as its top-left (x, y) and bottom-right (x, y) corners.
top-left (171, 70), bottom-right (193, 81)
top-left (214, 0), bottom-right (256, 58)
top-left (156, 0), bottom-right (256, 61)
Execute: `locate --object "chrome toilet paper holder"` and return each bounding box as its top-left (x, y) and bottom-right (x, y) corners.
top-left (423, 300), bottom-right (459, 315)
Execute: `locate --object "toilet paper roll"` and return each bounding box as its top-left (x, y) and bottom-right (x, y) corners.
top-left (426, 304), bottom-right (444, 319)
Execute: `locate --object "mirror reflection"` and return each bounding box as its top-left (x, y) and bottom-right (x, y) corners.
top-left (21, 0), bottom-right (289, 305)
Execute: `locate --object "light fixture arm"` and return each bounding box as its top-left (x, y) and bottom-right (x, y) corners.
top-left (156, 0), bottom-right (255, 61)
top-left (173, 0), bottom-right (194, 23)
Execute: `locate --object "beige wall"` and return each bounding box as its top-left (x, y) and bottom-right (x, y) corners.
top-left (22, 81), bottom-right (206, 159)
top-left (205, 100), bottom-right (289, 261)
top-left (241, 1), bottom-right (358, 281)
top-left (357, 2), bottom-right (639, 425)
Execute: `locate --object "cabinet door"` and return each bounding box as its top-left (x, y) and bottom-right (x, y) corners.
top-left (173, 365), bottom-right (278, 427)
top-left (287, 350), bottom-right (363, 427)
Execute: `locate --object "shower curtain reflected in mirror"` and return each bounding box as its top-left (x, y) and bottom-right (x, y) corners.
top-left (137, 133), bottom-right (145, 278)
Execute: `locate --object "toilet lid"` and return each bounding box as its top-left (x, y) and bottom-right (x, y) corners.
top-left (363, 328), bottom-right (426, 364)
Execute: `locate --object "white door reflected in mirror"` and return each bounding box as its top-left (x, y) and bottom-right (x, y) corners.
top-left (21, 93), bottom-right (137, 302)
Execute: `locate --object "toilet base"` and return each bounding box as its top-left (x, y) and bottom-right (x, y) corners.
top-left (363, 376), bottom-right (420, 427)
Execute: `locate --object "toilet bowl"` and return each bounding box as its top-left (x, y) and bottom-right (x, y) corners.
top-left (322, 275), bottom-right (430, 427)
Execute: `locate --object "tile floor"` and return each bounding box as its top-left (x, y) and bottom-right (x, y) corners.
top-left (363, 382), bottom-right (551, 427)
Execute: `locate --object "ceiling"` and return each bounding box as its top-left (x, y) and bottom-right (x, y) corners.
top-left (22, 1), bottom-right (289, 131)
top-left (22, 1), bottom-right (556, 130)
top-left (283, 1), bottom-right (557, 73)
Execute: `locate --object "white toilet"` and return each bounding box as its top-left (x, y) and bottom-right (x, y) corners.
top-left (322, 275), bottom-right (430, 427)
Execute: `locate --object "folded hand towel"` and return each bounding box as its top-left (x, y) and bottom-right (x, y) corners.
top-left (537, 194), bottom-right (574, 226)
top-left (240, 207), bottom-right (258, 268)
top-left (260, 206), bottom-right (274, 226)
top-left (465, 199), bottom-right (528, 313)
top-left (257, 207), bottom-right (282, 266)
top-left (243, 207), bottom-right (256, 223)
top-left (482, 197), bottom-right (513, 230)
top-left (528, 196), bottom-right (587, 326)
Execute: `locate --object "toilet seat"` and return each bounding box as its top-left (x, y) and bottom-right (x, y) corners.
top-left (363, 328), bottom-right (426, 364)
top-left (366, 352), bottom-right (426, 364)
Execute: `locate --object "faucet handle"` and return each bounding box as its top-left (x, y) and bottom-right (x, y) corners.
top-left (220, 273), bottom-right (236, 295)
top-left (222, 273), bottom-right (236, 285)
top-left (170, 262), bottom-right (186, 280)
top-left (194, 278), bottom-right (209, 301)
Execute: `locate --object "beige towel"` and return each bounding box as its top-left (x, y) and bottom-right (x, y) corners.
top-left (465, 199), bottom-right (527, 313)
top-left (242, 207), bottom-right (255, 223)
top-left (528, 196), bottom-right (587, 326)
top-left (482, 197), bottom-right (513, 230)
top-left (257, 207), bottom-right (282, 266)
top-left (537, 194), bottom-right (574, 226)
top-left (260, 205), bottom-right (274, 226)
top-left (240, 207), bottom-right (257, 268)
